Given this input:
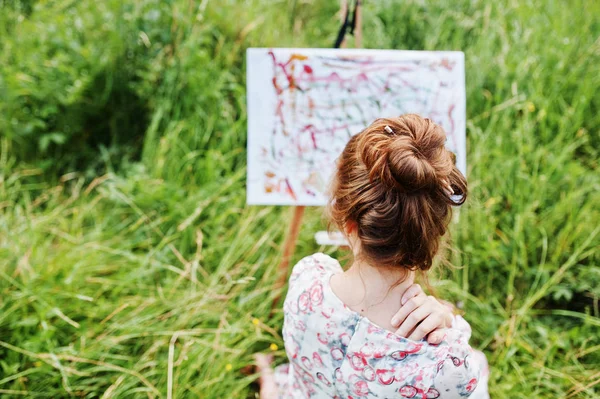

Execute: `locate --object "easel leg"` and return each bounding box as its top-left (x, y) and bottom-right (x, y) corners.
top-left (272, 206), bottom-right (306, 309)
top-left (355, 1), bottom-right (362, 48)
top-left (339, 0), bottom-right (348, 48)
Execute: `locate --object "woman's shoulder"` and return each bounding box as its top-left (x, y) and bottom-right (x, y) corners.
top-left (289, 252), bottom-right (342, 283)
top-left (284, 253), bottom-right (355, 329)
top-left (283, 252), bottom-right (357, 359)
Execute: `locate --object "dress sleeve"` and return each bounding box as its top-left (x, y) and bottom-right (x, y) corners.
top-left (288, 254), bottom-right (320, 284)
top-left (285, 253), bottom-right (336, 317)
top-left (427, 326), bottom-right (482, 397)
top-left (429, 315), bottom-right (489, 398)
top-left (288, 253), bottom-right (340, 286)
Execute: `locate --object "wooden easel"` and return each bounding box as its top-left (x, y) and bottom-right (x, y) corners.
top-left (272, 0), bottom-right (363, 309)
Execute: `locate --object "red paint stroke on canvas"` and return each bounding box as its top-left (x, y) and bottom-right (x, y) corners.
top-left (284, 178), bottom-right (297, 201)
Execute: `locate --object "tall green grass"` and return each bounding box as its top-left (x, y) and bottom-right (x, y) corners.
top-left (0, 0), bottom-right (599, 398)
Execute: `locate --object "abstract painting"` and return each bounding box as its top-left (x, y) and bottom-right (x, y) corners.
top-left (246, 48), bottom-right (466, 206)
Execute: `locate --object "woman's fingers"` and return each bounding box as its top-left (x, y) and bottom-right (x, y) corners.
top-left (427, 329), bottom-right (446, 345)
top-left (254, 353), bottom-right (274, 369)
top-left (391, 293), bottom-right (427, 328)
top-left (394, 301), bottom-right (432, 337)
top-left (407, 313), bottom-right (443, 341)
top-left (393, 287), bottom-right (455, 341)
top-left (400, 283), bottom-right (423, 305)
top-left (254, 354), bottom-right (278, 399)
top-left (390, 284), bottom-right (424, 328)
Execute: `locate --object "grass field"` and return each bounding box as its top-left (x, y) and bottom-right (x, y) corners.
top-left (1, 0), bottom-right (599, 398)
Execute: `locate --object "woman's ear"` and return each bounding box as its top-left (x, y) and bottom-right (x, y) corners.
top-left (345, 220), bottom-right (358, 237)
top-left (344, 220), bottom-right (360, 254)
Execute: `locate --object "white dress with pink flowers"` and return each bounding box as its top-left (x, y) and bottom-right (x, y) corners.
top-left (274, 253), bottom-right (490, 399)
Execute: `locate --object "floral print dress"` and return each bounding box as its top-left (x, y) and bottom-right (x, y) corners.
top-left (274, 253), bottom-right (490, 398)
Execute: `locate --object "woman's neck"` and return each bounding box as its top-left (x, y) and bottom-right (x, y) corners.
top-left (330, 257), bottom-right (415, 332)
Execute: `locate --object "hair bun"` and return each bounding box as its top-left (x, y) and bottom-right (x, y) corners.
top-left (358, 116), bottom-right (449, 194)
top-left (385, 136), bottom-right (439, 192)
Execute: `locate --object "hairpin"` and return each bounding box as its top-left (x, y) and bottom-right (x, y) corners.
top-left (384, 125), bottom-right (393, 134)
top-left (442, 179), bottom-right (455, 197)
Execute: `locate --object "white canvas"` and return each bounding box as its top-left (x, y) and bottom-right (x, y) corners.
top-left (247, 48), bottom-right (466, 206)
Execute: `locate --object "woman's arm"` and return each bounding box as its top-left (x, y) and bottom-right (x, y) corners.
top-left (391, 286), bottom-right (486, 397)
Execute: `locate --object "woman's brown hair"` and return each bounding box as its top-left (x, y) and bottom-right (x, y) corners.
top-left (328, 114), bottom-right (467, 275)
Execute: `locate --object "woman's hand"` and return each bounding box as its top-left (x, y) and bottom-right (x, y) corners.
top-left (391, 284), bottom-right (454, 344)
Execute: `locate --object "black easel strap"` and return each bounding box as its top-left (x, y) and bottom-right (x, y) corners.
top-left (349, 0), bottom-right (360, 35)
top-left (333, 0), bottom-right (360, 48)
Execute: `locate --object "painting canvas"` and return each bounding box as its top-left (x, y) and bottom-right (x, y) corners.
top-left (246, 48), bottom-right (466, 206)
